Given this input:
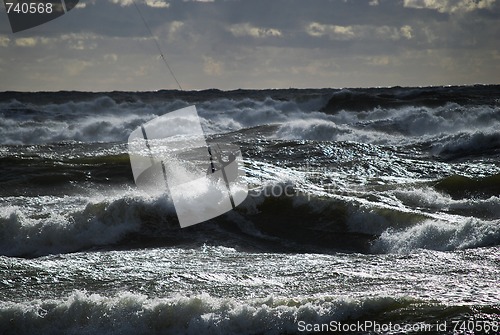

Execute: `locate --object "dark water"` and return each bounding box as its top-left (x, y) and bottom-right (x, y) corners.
top-left (0, 86), bottom-right (499, 334)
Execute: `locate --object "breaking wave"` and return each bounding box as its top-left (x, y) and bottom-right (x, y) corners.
top-left (1, 183), bottom-right (499, 258)
top-left (0, 290), bottom-right (451, 335)
top-left (1, 87), bottom-right (499, 257)
top-left (1, 88), bottom-right (499, 156)
top-left (0, 194), bottom-right (175, 257)
top-left (372, 218), bottom-right (500, 254)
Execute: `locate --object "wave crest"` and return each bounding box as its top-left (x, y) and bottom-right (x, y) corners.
top-left (0, 290), bottom-right (420, 335)
top-left (372, 218), bottom-right (500, 253)
top-left (0, 195), bottom-right (176, 257)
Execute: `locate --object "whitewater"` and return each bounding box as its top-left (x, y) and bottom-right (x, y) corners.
top-left (0, 85), bottom-right (499, 334)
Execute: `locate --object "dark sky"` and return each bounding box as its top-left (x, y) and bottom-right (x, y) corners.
top-left (1, 0), bottom-right (499, 91)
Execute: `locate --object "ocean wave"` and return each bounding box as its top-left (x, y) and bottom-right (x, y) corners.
top-left (0, 155), bottom-right (133, 194)
top-left (0, 290), bottom-right (432, 335)
top-left (372, 218), bottom-right (500, 253)
top-left (320, 85), bottom-right (499, 113)
top-left (1, 88), bottom-right (499, 147)
top-left (0, 93), bottom-right (327, 145)
top-left (0, 184), bottom-right (380, 257)
top-left (430, 131), bottom-right (500, 158)
top-left (273, 118), bottom-right (397, 144)
top-left (390, 186), bottom-right (500, 219)
top-left (0, 97), bottom-right (157, 145)
top-left (0, 190), bottom-right (371, 257)
top-left (0, 195), bottom-right (176, 257)
top-left (274, 118), bottom-right (352, 142)
top-left (3, 179), bottom-right (499, 258)
top-left (434, 174), bottom-right (500, 199)
top-left (254, 102), bottom-right (500, 146)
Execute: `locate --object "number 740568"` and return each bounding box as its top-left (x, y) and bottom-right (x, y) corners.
top-left (5, 2), bottom-right (54, 14)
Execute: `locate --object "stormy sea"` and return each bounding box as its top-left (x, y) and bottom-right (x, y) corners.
top-left (0, 85), bottom-right (499, 334)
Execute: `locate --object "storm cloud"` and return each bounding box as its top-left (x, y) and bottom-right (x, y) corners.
top-left (0, 0), bottom-right (498, 90)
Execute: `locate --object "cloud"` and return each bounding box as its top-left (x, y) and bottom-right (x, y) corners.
top-left (70, 40), bottom-right (98, 50)
top-left (167, 21), bottom-right (185, 41)
top-left (31, 33), bottom-right (101, 50)
top-left (145, 0), bottom-right (169, 8)
top-left (362, 55), bottom-right (391, 66)
top-left (108, 0), bottom-right (169, 7)
top-left (15, 38), bottom-right (38, 47)
top-left (104, 54), bottom-right (119, 62)
top-left (109, 0), bottom-right (134, 6)
top-left (0, 36), bottom-right (10, 47)
top-left (403, 0), bottom-right (497, 13)
top-left (64, 60), bottom-right (93, 76)
top-left (0, 0), bottom-right (498, 90)
top-left (306, 23), bottom-right (355, 40)
top-left (305, 23), bottom-right (413, 41)
top-left (202, 56), bottom-right (223, 76)
top-left (400, 25), bottom-right (413, 39)
top-left (228, 23), bottom-right (282, 38)
top-left (290, 59), bottom-right (339, 76)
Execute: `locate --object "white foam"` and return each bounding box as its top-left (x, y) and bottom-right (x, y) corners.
top-left (0, 290), bottom-right (415, 335)
top-left (391, 187), bottom-right (500, 218)
top-left (0, 193), bottom-right (175, 257)
top-left (372, 218), bottom-right (500, 253)
top-left (2, 95), bottom-right (498, 146)
top-left (0, 97), bottom-right (171, 145)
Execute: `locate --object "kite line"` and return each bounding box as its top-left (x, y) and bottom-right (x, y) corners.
top-left (132, 0), bottom-right (183, 90)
